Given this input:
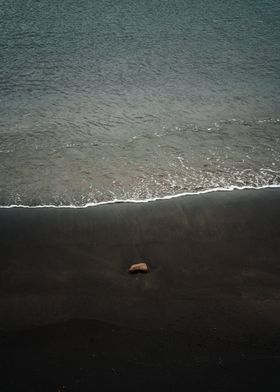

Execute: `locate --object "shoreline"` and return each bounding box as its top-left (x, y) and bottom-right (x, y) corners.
top-left (1, 183), bottom-right (280, 209)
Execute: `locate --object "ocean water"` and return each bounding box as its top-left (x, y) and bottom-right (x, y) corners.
top-left (1, 0), bottom-right (280, 206)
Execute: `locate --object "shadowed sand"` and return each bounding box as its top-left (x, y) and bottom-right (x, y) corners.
top-left (1, 188), bottom-right (280, 390)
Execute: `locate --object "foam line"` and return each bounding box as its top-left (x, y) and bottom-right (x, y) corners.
top-left (1, 184), bottom-right (280, 209)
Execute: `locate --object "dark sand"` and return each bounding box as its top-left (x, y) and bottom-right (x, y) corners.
top-left (1, 188), bottom-right (280, 391)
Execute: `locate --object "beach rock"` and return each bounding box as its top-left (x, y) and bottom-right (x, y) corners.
top-left (128, 262), bottom-right (149, 273)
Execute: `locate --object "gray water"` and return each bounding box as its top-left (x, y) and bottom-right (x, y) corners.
top-left (1, 0), bottom-right (280, 205)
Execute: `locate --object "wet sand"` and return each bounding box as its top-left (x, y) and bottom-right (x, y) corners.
top-left (1, 188), bottom-right (280, 390)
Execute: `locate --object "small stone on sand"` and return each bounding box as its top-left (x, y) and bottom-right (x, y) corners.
top-left (128, 262), bottom-right (149, 273)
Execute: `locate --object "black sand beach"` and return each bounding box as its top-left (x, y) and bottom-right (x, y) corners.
top-left (1, 188), bottom-right (280, 391)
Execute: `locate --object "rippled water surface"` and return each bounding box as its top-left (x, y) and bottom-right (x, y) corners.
top-left (1, 0), bottom-right (280, 205)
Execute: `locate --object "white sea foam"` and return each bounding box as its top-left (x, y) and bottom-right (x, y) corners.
top-left (1, 184), bottom-right (280, 209)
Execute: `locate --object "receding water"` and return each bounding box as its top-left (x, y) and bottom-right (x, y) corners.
top-left (1, 0), bottom-right (280, 205)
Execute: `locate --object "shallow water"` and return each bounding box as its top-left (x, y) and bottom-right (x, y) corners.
top-left (1, 0), bottom-right (280, 205)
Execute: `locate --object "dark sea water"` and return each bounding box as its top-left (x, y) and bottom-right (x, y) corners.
top-left (1, 0), bottom-right (280, 205)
